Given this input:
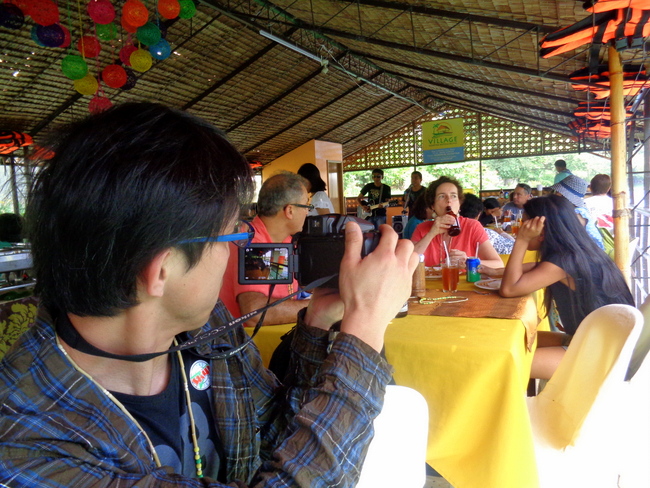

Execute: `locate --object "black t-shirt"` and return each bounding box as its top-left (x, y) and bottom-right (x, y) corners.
top-left (112, 351), bottom-right (223, 479)
top-left (360, 182), bottom-right (392, 217)
top-left (403, 187), bottom-right (425, 215)
top-left (546, 253), bottom-right (634, 335)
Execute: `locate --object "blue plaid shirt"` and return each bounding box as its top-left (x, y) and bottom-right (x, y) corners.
top-left (0, 302), bottom-right (392, 487)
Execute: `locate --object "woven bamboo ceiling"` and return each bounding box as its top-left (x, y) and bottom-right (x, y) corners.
top-left (2, 0), bottom-right (648, 165)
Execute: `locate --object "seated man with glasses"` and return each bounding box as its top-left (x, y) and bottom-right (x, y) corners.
top-left (0, 103), bottom-right (417, 487)
top-left (220, 172), bottom-right (314, 327)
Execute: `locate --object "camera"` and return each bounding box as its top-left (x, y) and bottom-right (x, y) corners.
top-left (238, 215), bottom-right (379, 288)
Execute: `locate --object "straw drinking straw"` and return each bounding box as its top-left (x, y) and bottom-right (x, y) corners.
top-left (475, 242), bottom-right (480, 258)
top-left (442, 240), bottom-right (451, 266)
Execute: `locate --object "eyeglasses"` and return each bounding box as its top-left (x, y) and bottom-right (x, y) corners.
top-left (178, 220), bottom-right (255, 248)
top-left (288, 203), bottom-right (314, 211)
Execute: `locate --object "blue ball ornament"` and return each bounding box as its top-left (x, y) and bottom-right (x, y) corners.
top-left (149, 39), bottom-right (171, 60)
top-left (36, 24), bottom-right (65, 48)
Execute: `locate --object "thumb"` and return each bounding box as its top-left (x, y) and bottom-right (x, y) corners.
top-left (342, 221), bottom-right (363, 266)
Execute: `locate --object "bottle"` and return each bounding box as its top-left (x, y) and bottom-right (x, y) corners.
top-left (445, 206), bottom-right (461, 236)
top-left (411, 254), bottom-right (426, 298)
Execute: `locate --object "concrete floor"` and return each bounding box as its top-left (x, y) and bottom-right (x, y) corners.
top-left (424, 475), bottom-right (453, 488)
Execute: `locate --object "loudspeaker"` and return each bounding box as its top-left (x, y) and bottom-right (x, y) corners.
top-left (392, 214), bottom-right (408, 238)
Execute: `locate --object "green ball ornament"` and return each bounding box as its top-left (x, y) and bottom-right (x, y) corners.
top-left (178, 0), bottom-right (196, 19)
top-left (61, 54), bottom-right (88, 80)
top-left (96, 22), bottom-right (117, 41)
top-left (136, 22), bottom-right (161, 46)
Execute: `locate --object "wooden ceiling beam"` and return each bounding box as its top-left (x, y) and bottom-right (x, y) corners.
top-left (359, 53), bottom-right (578, 105)
top-left (334, 0), bottom-right (556, 33)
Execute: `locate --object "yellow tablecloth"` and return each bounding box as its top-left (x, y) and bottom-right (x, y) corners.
top-left (250, 281), bottom-right (544, 488)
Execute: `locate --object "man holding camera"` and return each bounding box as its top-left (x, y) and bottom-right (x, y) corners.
top-left (219, 172), bottom-right (312, 327)
top-left (0, 103), bottom-right (417, 487)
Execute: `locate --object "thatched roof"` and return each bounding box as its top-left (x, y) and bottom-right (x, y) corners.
top-left (1, 0), bottom-right (648, 165)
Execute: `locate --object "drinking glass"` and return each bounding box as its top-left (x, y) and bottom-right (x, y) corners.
top-left (442, 260), bottom-right (460, 293)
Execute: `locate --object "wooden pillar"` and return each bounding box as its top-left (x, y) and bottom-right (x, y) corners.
top-left (608, 46), bottom-right (630, 283)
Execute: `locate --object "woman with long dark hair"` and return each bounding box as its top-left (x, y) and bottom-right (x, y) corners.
top-left (297, 163), bottom-right (335, 216)
top-left (482, 194), bottom-right (633, 379)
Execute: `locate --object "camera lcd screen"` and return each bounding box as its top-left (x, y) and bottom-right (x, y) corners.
top-left (238, 243), bottom-right (294, 285)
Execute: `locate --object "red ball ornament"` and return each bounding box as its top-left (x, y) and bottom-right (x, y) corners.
top-left (157, 0), bottom-right (180, 19)
top-left (30, 0), bottom-right (59, 26)
top-left (122, 0), bottom-right (148, 28)
top-left (102, 64), bottom-right (127, 88)
top-left (6, 0), bottom-right (32, 16)
top-left (120, 14), bottom-right (138, 33)
top-left (77, 35), bottom-right (101, 58)
top-left (119, 44), bottom-right (138, 66)
top-left (88, 95), bottom-right (113, 114)
top-left (87, 0), bottom-right (115, 25)
top-left (60, 24), bottom-right (71, 48)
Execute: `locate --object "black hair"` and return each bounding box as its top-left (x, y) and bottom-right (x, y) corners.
top-left (410, 191), bottom-right (429, 221)
top-left (0, 213), bottom-right (23, 242)
top-left (590, 174), bottom-right (611, 195)
top-left (554, 159), bottom-right (567, 169)
top-left (459, 193), bottom-right (483, 219)
top-left (411, 171), bottom-right (422, 179)
top-left (523, 194), bottom-right (633, 325)
top-left (483, 197), bottom-right (501, 210)
top-left (372, 168), bottom-right (384, 177)
top-left (297, 163), bottom-right (326, 193)
top-left (26, 102), bottom-right (253, 317)
top-left (516, 183), bottom-right (532, 195)
top-left (425, 176), bottom-right (464, 208)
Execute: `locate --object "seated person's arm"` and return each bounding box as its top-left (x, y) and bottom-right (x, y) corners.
top-left (475, 240), bottom-right (505, 269)
top-left (238, 291), bottom-right (308, 327)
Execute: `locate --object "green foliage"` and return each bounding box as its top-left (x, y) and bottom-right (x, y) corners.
top-left (344, 152), bottom-right (611, 196)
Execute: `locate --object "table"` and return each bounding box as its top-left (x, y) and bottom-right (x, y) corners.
top-left (250, 280), bottom-right (545, 488)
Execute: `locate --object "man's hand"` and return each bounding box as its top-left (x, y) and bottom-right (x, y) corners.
top-left (338, 222), bottom-right (418, 352)
top-left (304, 288), bottom-right (344, 330)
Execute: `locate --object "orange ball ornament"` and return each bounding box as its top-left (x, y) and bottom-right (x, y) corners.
top-left (122, 0), bottom-right (148, 27)
top-left (157, 0), bottom-right (180, 19)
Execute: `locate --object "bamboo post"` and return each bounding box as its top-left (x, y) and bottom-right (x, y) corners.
top-left (608, 46), bottom-right (630, 284)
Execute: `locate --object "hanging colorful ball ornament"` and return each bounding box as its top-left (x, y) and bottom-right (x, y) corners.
top-left (87, 0), bottom-right (115, 25)
top-left (95, 22), bottom-right (117, 41)
top-left (122, 0), bottom-right (148, 27)
top-left (120, 15), bottom-right (138, 33)
top-left (136, 22), bottom-right (161, 46)
top-left (121, 67), bottom-right (137, 90)
top-left (102, 64), bottom-right (127, 88)
top-left (178, 0), bottom-right (196, 19)
top-left (73, 74), bottom-right (99, 96)
top-left (157, 0), bottom-right (180, 19)
top-left (77, 35), bottom-right (101, 58)
top-left (30, 0), bottom-right (59, 26)
top-left (30, 25), bottom-right (46, 47)
top-left (149, 38), bottom-right (171, 60)
top-left (5, 0), bottom-right (32, 16)
top-left (61, 54), bottom-right (88, 80)
top-left (130, 48), bottom-right (152, 72)
top-left (35, 23), bottom-right (65, 47)
top-left (88, 95), bottom-right (113, 114)
top-left (0, 3), bottom-right (25, 30)
top-left (59, 24), bottom-right (71, 48)
top-left (119, 44), bottom-right (138, 66)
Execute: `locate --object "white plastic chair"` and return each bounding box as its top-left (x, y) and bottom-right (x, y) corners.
top-left (527, 304), bottom-right (644, 488)
top-left (617, 296), bottom-right (650, 487)
top-left (357, 385), bottom-right (429, 488)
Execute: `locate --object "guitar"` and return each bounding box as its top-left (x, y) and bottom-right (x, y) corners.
top-left (357, 199), bottom-right (399, 219)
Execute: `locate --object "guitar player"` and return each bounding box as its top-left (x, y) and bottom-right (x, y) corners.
top-left (357, 168), bottom-right (392, 230)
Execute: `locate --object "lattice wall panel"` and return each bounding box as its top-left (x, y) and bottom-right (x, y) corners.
top-left (344, 107), bottom-right (589, 171)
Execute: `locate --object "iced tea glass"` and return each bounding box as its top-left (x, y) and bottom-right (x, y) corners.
top-left (441, 260), bottom-right (460, 293)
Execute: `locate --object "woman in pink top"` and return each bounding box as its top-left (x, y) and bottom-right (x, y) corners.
top-left (411, 176), bottom-right (504, 268)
